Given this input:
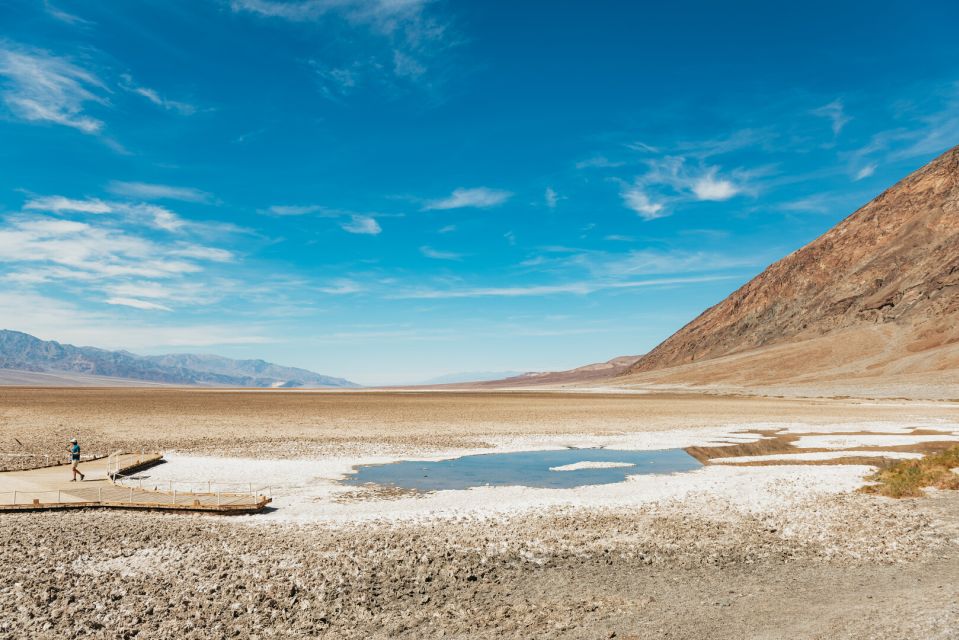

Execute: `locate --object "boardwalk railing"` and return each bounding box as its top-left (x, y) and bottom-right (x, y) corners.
top-left (0, 451), bottom-right (272, 513)
top-left (113, 475), bottom-right (273, 500)
top-left (0, 485), bottom-right (271, 510)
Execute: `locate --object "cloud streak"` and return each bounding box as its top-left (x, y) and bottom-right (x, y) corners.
top-left (621, 156), bottom-right (748, 219)
top-left (107, 181), bottom-right (212, 202)
top-left (105, 297), bottom-right (173, 312)
top-left (621, 187), bottom-right (665, 220)
top-left (812, 99), bottom-right (850, 136)
top-left (420, 245), bottom-right (462, 260)
top-left (390, 275), bottom-right (738, 299)
top-left (341, 215), bottom-right (382, 235)
top-left (120, 75), bottom-right (196, 115)
top-left (0, 42), bottom-right (106, 134)
top-left (424, 187), bottom-right (512, 210)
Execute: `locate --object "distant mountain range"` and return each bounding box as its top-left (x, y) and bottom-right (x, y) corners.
top-left (0, 330), bottom-right (358, 388)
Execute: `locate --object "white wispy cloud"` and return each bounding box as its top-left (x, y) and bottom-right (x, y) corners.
top-left (3, 189), bottom-right (240, 318)
top-left (232, 0), bottom-right (427, 22)
top-left (812, 99), bottom-right (850, 136)
top-left (523, 247), bottom-right (761, 279)
top-left (691, 167), bottom-right (740, 201)
top-left (341, 215), bottom-right (382, 235)
top-left (0, 42), bottom-right (106, 134)
top-left (0, 214), bottom-right (200, 280)
top-left (391, 275), bottom-right (738, 299)
top-left (169, 245), bottom-right (234, 262)
top-left (105, 297), bottom-right (173, 312)
top-left (854, 163), bottom-right (877, 181)
top-left (24, 195), bottom-right (190, 232)
top-left (318, 278), bottom-right (364, 294)
top-left (626, 141), bottom-right (659, 153)
top-left (120, 74), bottom-right (196, 115)
top-left (621, 156), bottom-right (748, 219)
top-left (107, 181), bottom-right (211, 203)
top-left (233, 0), bottom-right (447, 95)
top-left (311, 61), bottom-right (362, 100)
top-left (24, 195), bottom-right (112, 214)
top-left (424, 187), bottom-right (512, 210)
top-left (544, 187), bottom-right (561, 208)
top-left (266, 204), bottom-right (327, 216)
top-left (575, 155), bottom-right (625, 169)
top-left (621, 186), bottom-right (665, 220)
top-left (420, 245), bottom-right (462, 260)
top-left (104, 282), bottom-right (176, 300)
top-left (43, 1), bottom-right (91, 25)
top-left (673, 128), bottom-right (774, 160)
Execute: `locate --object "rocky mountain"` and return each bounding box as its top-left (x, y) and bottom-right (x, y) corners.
top-left (621, 144), bottom-right (959, 392)
top-left (0, 330), bottom-right (358, 388)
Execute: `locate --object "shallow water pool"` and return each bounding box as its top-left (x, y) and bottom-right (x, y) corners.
top-left (343, 448), bottom-right (701, 491)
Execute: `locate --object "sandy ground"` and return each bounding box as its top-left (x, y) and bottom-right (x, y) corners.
top-left (2, 388), bottom-right (959, 638)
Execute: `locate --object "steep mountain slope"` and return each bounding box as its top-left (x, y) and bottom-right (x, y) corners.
top-left (624, 144), bottom-right (959, 385)
top-left (0, 330), bottom-right (357, 388)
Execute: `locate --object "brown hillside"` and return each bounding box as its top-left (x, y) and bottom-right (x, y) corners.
top-left (626, 144), bottom-right (959, 379)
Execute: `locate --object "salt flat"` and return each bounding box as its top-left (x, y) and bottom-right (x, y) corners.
top-left (2, 388), bottom-right (958, 638)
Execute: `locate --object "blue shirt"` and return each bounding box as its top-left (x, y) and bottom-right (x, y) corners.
top-left (71, 444), bottom-right (80, 461)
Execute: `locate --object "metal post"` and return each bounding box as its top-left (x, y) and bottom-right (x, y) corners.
top-left (173, 489), bottom-right (177, 505)
top-left (129, 487), bottom-right (133, 503)
top-left (98, 488), bottom-right (102, 503)
top-left (217, 492), bottom-right (221, 507)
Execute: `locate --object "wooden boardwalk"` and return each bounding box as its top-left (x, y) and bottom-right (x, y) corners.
top-left (0, 452), bottom-right (271, 514)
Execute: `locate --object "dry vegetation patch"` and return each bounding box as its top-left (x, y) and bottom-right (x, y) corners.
top-left (861, 445), bottom-right (959, 498)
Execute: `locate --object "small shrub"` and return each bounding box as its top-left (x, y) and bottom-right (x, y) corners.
top-left (860, 445), bottom-right (959, 498)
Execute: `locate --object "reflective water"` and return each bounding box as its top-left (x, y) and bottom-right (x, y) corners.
top-left (343, 448), bottom-right (701, 491)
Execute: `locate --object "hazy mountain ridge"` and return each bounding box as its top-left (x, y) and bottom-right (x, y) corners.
top-left (0, 330), bottom-right (358, 388)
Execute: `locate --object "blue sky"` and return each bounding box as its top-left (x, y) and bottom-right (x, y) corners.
top-left (1, 0), bottom-right (958, 384)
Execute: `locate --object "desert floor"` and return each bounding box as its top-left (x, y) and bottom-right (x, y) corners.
top-left (1, 388), bottom-right (958, 638)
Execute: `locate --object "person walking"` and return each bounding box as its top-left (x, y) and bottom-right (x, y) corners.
top-left (68, 437), bottom-right (85, 481)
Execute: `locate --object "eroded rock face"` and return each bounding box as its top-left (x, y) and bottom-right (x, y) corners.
top-left (628, 145), bottom-right (959, 375)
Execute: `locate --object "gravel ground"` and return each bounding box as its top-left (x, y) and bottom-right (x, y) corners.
top-left (1, 491), bottom-right (957, 639)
